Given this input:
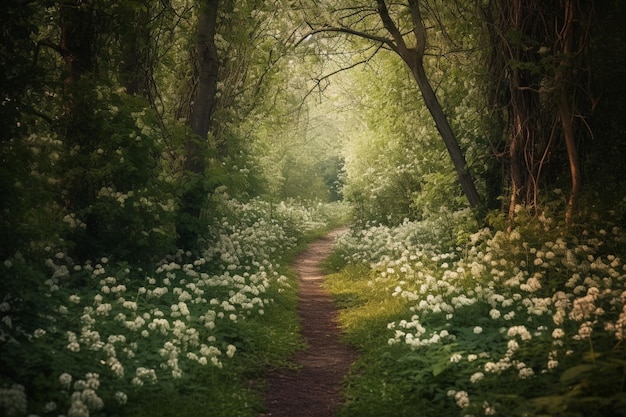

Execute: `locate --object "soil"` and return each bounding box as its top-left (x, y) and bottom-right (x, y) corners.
top-left (263, 228), bottom-right (357, 417)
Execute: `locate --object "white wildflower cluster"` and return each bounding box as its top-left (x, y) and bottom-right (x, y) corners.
top-left (63, 213), bottom-right (87, 230)
top-left (132, 367), bottom-right (157, 386)
top-left (0, 196), bottom-right (346, 416)
top-left (0, 384), bottom-right (27, 417)
top-left (67, 373), bottom-right (103, 417)
top-left (336, 218), bottom-right (626, 413)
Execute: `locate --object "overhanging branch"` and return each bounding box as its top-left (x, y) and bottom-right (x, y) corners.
top-left (295, 43), bottom-right (385, 112)
top-left (296, 26), bottom-right (398, 55)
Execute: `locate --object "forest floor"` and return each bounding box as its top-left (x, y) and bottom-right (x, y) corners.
top-left (263, 228), bottom-right (357, 417)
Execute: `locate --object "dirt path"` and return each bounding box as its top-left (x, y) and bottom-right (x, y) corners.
top-left (264, 228), bottom-right (357, 417)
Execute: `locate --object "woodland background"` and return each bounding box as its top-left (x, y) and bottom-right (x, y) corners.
top-left (2, 1), bottom-right (626, 416)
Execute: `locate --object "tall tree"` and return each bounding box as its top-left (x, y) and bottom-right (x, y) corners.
top-left (59, 0), bottom-right (97, 85)
top-left (483, 0), bottom-right (593, 226)
top-left (188, 0), bottom-right (219, 171)
top-left (175, 0), bottom-right (219, 248)
top-left (297, 0), bottom-right (483, 210)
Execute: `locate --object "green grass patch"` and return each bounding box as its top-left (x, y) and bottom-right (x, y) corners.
top-left (323, 265), bottom-right (455, 417)
top-left (324, 265), bottom-right (406, 349)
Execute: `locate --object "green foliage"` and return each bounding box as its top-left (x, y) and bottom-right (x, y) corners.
top-left (54, 80), bottom-right (177, 261)
top-left (0, 131), bottom-right (62, 260)
top-left (0, 197), bottom-right (342, 417)
top-left (338, 32), bottom-right (491, 226)
top-left (328, 206), bottom-right (626, 417)
top-left (0, 0), bottom-right (53, 260)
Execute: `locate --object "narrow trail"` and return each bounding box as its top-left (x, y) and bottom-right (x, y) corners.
top-left (264, 228), bottom-right (357, 417)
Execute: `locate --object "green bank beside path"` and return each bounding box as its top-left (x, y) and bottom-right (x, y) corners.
top-left (324, 217), bottom-right (626, 417)
top-left (0, 196), bottom-right (349, 417)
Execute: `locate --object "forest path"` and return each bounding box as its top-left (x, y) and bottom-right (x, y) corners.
top-left (263, 228), bottom-right (357, 417)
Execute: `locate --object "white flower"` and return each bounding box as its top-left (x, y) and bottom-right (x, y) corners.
top-left (470, 372), bottom-right (484, 383)
top-left (507, 325), bottom-right (532, 340)
top-left (576, 321), bottom-right (593, 340)
top-left (518, 366), bottom-right (535, 379)
top-left (67, 342), bottom-right (80, 352)
top-left (551, 328), bottom-right (565, 339)
top-left (59, 373), bottom-right (72, 389)
top-left (454, 390), bottom-right (470, 408)
top-left (80, 388), bottom-right (104, 411)
top-left (473, 326), bottom-right (483, 334)
top-left (68, 399), bottom-right (89, 417)
top-left (450, 353), bottom-right (462, 363)
top-left (33, 328), bottom-right (46, 338)
top-left (226, 344), bottom-right (237, 358)
top-left (115, 391), bottom-right (128, 405)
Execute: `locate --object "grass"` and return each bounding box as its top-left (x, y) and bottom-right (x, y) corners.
top-left (324, 265), bottom-right (452, 417)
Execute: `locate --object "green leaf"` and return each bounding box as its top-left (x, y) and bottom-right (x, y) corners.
top-left (431, 361), bottom-right (448, 377)
top-left (559, 364), bottom-right (597, 383)
top-left (531, 395), bottom-right (568, 414)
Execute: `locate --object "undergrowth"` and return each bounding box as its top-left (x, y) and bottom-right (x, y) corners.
top-left (0, 195), bottom-right (348, 417)
top-left (326, 208), bottom-right (626, 417)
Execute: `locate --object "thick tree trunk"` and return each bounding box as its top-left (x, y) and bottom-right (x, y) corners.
top-left (60, 0), bottom-right (96, 84)
top-left (187, 0), bottom-right (219, 173)
top-left (177, 0), bottom-right (220, 249)
top-left (121, 25), bottom-right (143, 96)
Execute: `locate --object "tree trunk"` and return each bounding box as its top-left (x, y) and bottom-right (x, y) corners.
top-left (559, 93), bottom-right (580, 226)
top-left (411, 59), bottom-right (483, 209)
top-left (557, 0), bottom-right (582, 227)
top-left (177, 0), bottom-right (220, 249)
top-left (485, 0), bottom-right (590, 227)
top-left (377, 0), bottom-right (483, 210)
top-left (60, 0), bottom-right (96, 84)
top-left (187, 0), bottom-right (219, 173)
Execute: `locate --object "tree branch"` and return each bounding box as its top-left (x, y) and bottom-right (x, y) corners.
top-left (297, 43), bottom-right (385, 109)
top-left (376, 0), bottom-right (408, 53)
top-left (296, 26), bottom-right (397, 55)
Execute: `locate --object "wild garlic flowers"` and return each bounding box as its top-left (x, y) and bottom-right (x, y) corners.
top-left (1, 196), bottom-right (344, 416)
top-left (337, 218), bottom-right (626, 414)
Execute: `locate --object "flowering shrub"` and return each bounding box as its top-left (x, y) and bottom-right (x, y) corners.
top-left (332, 212), bottom-right (626, 416)
top-left (0, 196), bottom-right (346, 417)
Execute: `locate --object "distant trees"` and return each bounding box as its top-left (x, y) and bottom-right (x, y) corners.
top-left (2, 0), bottom-right (625, 263)
top-left (298, 0), bottom-right (483, 211)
